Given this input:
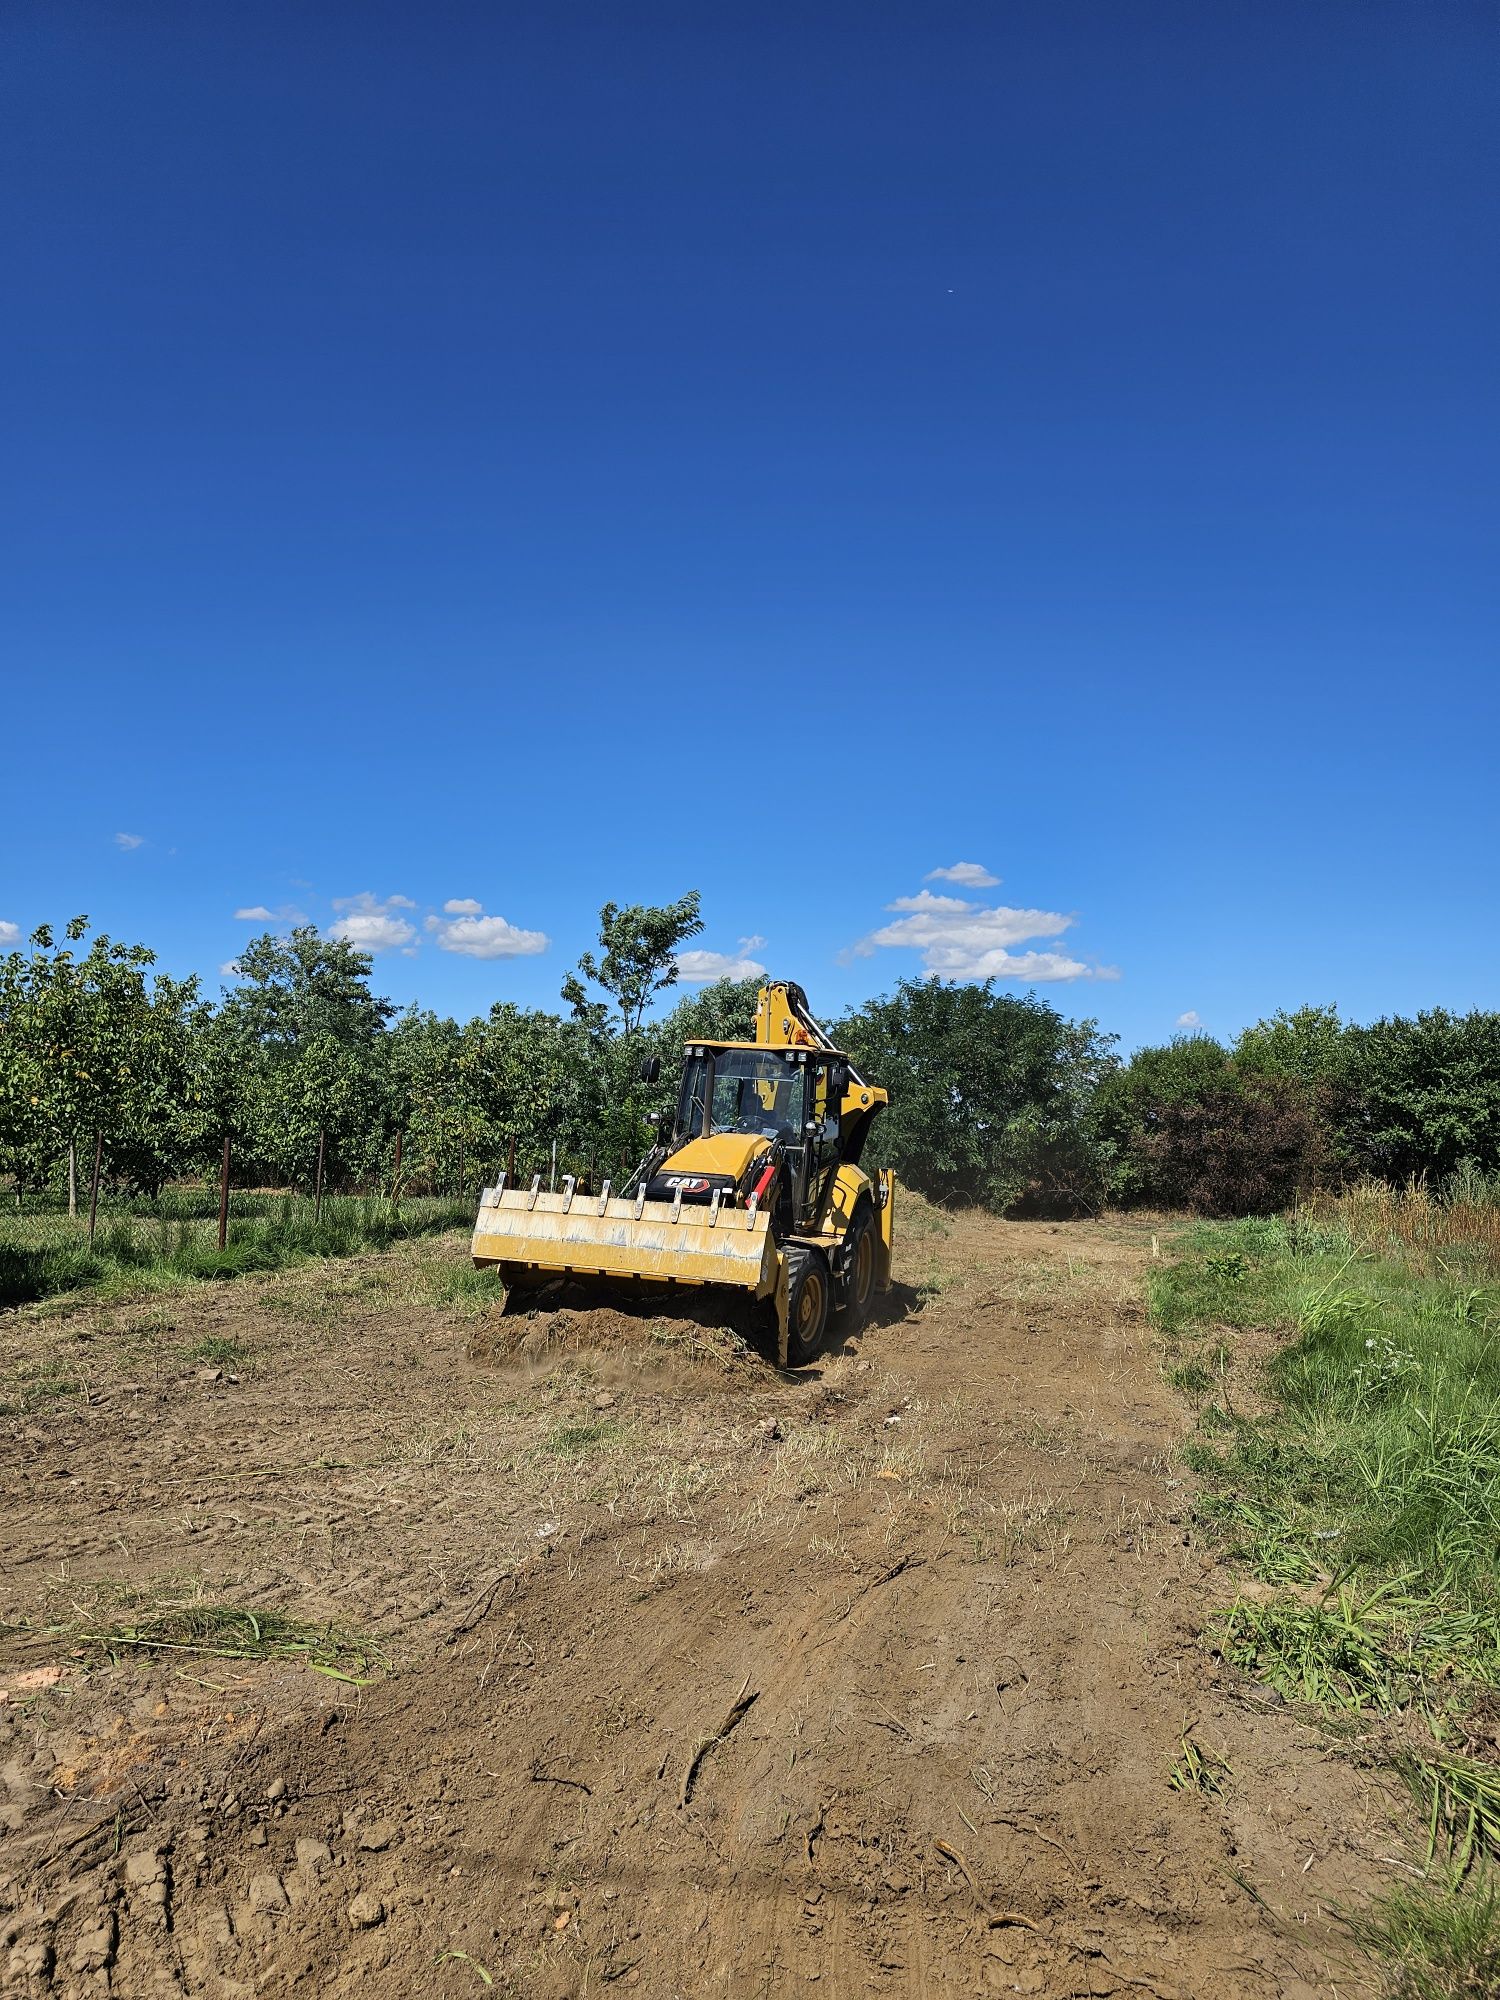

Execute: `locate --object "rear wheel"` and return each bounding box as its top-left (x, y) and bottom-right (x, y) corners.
top-left (836, 1207), bottom-right (877, 1330)
top-left (784, 1246), bottom-right (831, 1367)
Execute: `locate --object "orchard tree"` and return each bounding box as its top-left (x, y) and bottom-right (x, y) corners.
top-left (387, 1009), bottom-right (495, 1196)
top-left (0, 917), bottom-right (205, 1201)
top-left (466, 1003), bottom-right (598, 1180)
top-left (218, 929), bottom-right (395, 1186)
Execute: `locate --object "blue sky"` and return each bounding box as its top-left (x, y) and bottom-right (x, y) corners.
top-left (3, 1), bottom-right (1496, 1049)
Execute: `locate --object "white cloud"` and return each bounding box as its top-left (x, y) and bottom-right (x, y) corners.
top-left (430, 902), bottom-right (550, 958)
top-left (115, 832), bottom-right (144, 851)
top-left (219, 959), bottom-right (240, 978)
top-left (0, 920), bottom-right (21, 948)
top-left (926, 861), bottom-right (998, 888)
top-left (739, 933), bottom-right (767, 951)
top-left (886, 890), bottom-right (974, 914)
top-left (328, 891), bottom-right (418, 953)
top-left (233, 905), bottom-right (276, 921)
top-left (676, 945), bottom-right (770, 983)
top-left (849, 884), bottom-right (1115, 982)
top-left (1176, 1010), bottom-right (1204, 1029)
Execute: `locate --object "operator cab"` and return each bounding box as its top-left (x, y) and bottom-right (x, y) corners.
top-left (661, 1042), bottom-right (850, 1224)
top-left (675, 1046), bottom-right (813, 1144)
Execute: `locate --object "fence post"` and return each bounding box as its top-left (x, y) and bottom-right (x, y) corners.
top-left (69, 1141), bottom-right (77, 1220)
top-left (392, 1129), bottom-right (403, 1210)
top-left (87, 1131), bottom-right (102, 1251)
top-left (218, 1136), bottom-right (231, 1251)
top-left (314, 1127), bottom-right (326, 1223)
top-left (507, 1134), bottom-right (516, 1184)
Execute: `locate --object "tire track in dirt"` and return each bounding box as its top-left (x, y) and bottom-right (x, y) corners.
top-left (2, 1217), bottom-right (1401, 1997)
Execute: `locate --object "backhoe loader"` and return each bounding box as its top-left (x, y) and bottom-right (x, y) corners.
top-left (471, 981), bottom-right (895, 1365)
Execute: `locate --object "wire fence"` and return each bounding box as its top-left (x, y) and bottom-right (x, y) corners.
top-left (0, 1125), bottom-right (650, 1310)
top-left (0, 1191), bottom-right (479, 1310)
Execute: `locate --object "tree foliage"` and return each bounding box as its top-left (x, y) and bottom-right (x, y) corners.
top-left (1340, 1011), bottom-right (1500, 1184)
top-left (561, 893), bottom-right (703, 1037)
top-left (6, 902), bottom-right (1500, 1222)
top-left (834, 978), bottom-right (1118, 1214)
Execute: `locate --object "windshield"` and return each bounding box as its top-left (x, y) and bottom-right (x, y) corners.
top-left (678, 1049), bottom-right (808, 1141)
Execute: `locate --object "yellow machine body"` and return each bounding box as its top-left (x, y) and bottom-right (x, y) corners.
top-left (471, 979), bottom-right (894, 1363)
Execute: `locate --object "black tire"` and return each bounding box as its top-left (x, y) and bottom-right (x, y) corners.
top-left (836, 1206), bottom-right (877, 1331)
top-left (784, 1245), bottom-right (832, 1367)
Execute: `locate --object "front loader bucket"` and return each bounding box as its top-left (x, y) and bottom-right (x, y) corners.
top-left (472, 1178), bottom-right (786, 1335)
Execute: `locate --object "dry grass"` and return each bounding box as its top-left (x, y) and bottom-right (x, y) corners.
top-left (1309, 1179), bottom-right (1500, 1276)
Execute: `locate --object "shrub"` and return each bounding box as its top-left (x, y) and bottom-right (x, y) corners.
top-left (1137, 1075), bottom-right (1325, 1217)
top-left (1340, 1011), bottom-right (1500, 1184)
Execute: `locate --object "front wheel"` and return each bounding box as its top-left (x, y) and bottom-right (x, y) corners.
top-left (836, 1207), bottom-right (877, 1331)
top-left (783, 1246), bottom-right (831, 1367)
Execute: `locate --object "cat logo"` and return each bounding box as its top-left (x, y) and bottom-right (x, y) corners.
top-left (663, 1176), bottom-right (711, 1194)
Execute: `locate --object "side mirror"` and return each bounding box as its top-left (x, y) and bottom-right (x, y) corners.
top-left (831, 1061), bottom-right (851, 1096)
top-left (638, 1055), bottom-right (661, 1085)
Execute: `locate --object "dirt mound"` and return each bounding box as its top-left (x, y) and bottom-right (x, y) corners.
top-left (467, 1283), bottom-right (768, 1378)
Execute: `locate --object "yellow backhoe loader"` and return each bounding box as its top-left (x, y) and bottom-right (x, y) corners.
top-left (471, 980), bottom-right (895, 1365)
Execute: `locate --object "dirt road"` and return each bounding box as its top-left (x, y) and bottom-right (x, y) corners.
top-left (2, 1212), bottom-right (1400, 1997)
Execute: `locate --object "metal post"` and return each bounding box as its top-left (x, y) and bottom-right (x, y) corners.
top-left (68, 1141), bottom-right (77, 1220)
top-left (218, 1135), bottom-right (231, 1250)
top-left (314, 1127), bottom-right (326, 1223)
top-left (87, 1131), bottom-right (102, 1251)
top-left (507, 1134), bottom-right (516, 1184)
top-left (392, 1129), bottom-right (404, 1209)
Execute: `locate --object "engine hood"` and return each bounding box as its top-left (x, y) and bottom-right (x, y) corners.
top-left (657, 1132), bottom-right (772, 1188)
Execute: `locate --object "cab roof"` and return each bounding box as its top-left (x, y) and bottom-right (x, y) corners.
top-left (681, 1039), bottom-right (846, 1058)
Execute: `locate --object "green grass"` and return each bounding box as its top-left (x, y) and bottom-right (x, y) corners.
top-left (1168, 1730), bottom-right (1232, 1797)
top-left (58, 1599), bottom-right (385, 1683)
top-left (0, 1194), bottom-right (473, 1308)
top-left (1154, 1213), bottom-right (1500, 1987)
top-left (1155, 1218), bottom-right (1500, 1650)
top-left (181, 1335), bottom-right (248, 1369)
top-left (0, 1363), bottom-right (84, 1418)
top-left (1345, 1876), bottom-right (1500, 1999)
top-left (542, 1417), bottom-right (626, 1457)
top-left (424, 1262), bottom-right (506, 1313)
